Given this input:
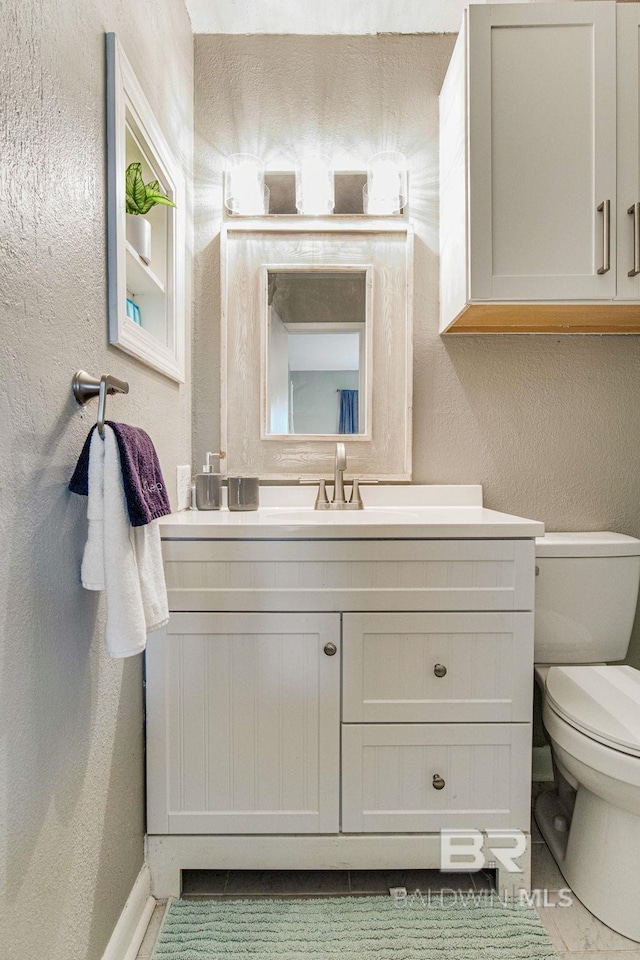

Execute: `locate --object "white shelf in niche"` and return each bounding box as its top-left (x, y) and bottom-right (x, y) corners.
top-left (106, 32), bottom-right (185, 382)
top-left (126, 242), bottom-right (165, 295)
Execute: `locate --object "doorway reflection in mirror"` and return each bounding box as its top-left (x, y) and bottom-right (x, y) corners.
top-left (266, 270), bottom-right (367, 436)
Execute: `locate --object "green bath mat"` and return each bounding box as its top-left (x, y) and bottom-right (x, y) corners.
top-left (152, 894), bottom-right (558, 959)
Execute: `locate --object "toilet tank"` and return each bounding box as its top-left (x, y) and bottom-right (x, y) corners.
top-left (535, 532), bottom-right (640, 663)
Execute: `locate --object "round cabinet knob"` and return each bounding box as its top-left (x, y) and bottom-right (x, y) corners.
top-left (433, 664), bottom-right (447, 678)
top-left (432, 774), bottom-right (446, 791)
top-left (324, 642), bottom-right (338, 657)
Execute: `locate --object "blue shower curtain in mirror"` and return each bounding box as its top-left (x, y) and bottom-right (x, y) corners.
top-left (338, 389), bottom-right (359, 434)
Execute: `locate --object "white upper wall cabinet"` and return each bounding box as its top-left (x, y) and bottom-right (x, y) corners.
top-left (440, 3), bottom-right (640, 334)
top-left (618, 6), bottom-right (640, 302)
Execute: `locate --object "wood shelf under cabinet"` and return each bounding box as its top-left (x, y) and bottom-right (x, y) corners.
top-left (444, 302), bottom-right (640, 335)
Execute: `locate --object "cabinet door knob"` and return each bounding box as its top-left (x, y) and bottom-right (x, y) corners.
top-left (323, 642), bottom-right (337, 657)
top-left (432, 774), bottom-right (446, 790)
top-left (434, 664), bottom-right (447, 678)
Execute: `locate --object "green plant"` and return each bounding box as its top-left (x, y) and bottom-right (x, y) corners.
top-left (126, 162), bottom-right (176, 215)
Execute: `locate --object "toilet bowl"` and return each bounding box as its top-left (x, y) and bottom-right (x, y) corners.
top-left (533, 533), bottom-right (640, 942)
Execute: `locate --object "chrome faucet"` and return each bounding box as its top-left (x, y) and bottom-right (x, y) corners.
top-left (300, 443), bottom-right (373, 509)
top-left (333, 442), bottom-right (347, 507)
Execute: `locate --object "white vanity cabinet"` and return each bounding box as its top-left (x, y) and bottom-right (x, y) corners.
top-left (146, 527), bottom-right (537, 899)
top-left (440, 2), bottom-right (640, 333)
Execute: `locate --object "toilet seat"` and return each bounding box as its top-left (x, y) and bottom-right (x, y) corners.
top-left (545, 665), bottom-right (640, 758)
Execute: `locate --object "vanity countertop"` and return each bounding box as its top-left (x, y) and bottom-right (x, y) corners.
top-left (160, 485), bottom-right (544, 540)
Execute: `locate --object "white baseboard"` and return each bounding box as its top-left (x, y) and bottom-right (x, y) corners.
top-left (101, 864), bottom-right (156, 960)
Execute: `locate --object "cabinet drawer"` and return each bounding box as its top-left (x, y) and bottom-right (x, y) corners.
top-left (343, 612), bottom-right (533, 723)
top-left (341, 723), bottom-right (531, 833)
top-left (163, 539), bottom-right (534, 612)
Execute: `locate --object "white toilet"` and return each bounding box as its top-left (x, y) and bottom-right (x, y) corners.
top-left (534, 532), bottom-right (640, 942)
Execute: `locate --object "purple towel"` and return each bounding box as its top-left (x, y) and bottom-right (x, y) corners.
top-left (69, 421), bottom-right (171, 527)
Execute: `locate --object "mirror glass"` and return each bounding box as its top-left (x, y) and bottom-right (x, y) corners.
top-left (266, 270), bottom-right (367, 436)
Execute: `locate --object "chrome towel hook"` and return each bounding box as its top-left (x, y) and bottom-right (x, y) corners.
top-left (72, 370), bottom-right (129, 436)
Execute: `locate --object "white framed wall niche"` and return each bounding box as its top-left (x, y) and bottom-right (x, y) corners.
top-left (221, 220), bottom-right (413, 480)
top-left (106, 32), bottom-right (186, 381)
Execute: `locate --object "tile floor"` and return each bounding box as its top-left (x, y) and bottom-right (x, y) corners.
top-left (136, 785), bottom-right (640, 959)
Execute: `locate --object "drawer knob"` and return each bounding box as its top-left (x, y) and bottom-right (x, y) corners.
top-left (432, 774), bottom-right (446, 790)
top-left (434, 664), bottom-right (447, 678)
top-left (324, 642), bottom-right (338, 657)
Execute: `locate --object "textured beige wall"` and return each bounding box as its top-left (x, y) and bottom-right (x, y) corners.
top-left (0, 0), bottom-right (192, 957)
top-left (194, 33), bottom-right (640, 669)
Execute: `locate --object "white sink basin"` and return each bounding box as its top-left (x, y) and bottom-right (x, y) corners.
top-left (257, 507), bottom-right (422, 523)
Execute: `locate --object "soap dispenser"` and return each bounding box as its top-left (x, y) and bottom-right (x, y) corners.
top-left (195, 452), bottom-right (222, 510)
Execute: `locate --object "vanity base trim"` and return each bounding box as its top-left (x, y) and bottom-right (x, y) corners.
top-left (146, 832), bottom-right (531, 900)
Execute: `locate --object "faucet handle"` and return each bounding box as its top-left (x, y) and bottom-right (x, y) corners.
top-left (299, 477), bottom-right (330, 510)
top-left (349, 478), bottom-right (364, 510)
top-left (346, 477), bottom-right (378, 510)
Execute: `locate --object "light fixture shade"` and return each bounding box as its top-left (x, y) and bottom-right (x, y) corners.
top-left (366, 151), bottom-right (408, 214)
top-left (363, 184), bottom-right (401, 216)
top-left (295, 155), bottom-right (334, 215)
top-left (225, 154), bottom-right (267, 215)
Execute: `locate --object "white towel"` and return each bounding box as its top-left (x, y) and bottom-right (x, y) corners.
top-left (81, 427), bottom-right (106, 591)
top-left (81, 425), bottom-right (169, 657)
top-left (133, 522), bottom-right (170, 634)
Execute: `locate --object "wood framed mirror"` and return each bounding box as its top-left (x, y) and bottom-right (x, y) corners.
top-left (221, 219), bottom-right (413, 480)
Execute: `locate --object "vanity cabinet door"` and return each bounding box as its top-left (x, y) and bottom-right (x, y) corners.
top-left (146, 613), bottom-right (340, 835)
top-left (467, 3), bottom-right (617, 301)
top-left (342, 612), bottom-right (533, 723)
top-left (617, 5), bottom-right (640, 302)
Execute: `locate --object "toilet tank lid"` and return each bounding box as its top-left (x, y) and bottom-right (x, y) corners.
top-left (535, 532), bottom-right (640, 558)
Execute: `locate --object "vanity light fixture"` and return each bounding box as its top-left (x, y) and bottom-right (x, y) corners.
top-left (366, 151), bottom-right (408, 215)
top-left (295, 155), bottom-right (335, 215)
top-left (224, 154), bottom-right (269, 215)
top-left (363, 183), bottom-right (401, 216)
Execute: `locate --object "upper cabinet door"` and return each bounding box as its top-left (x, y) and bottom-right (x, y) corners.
top-left (617, 6), bottom-right (640, 301)
top-left (468, 3), bottom-right (617, 301)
